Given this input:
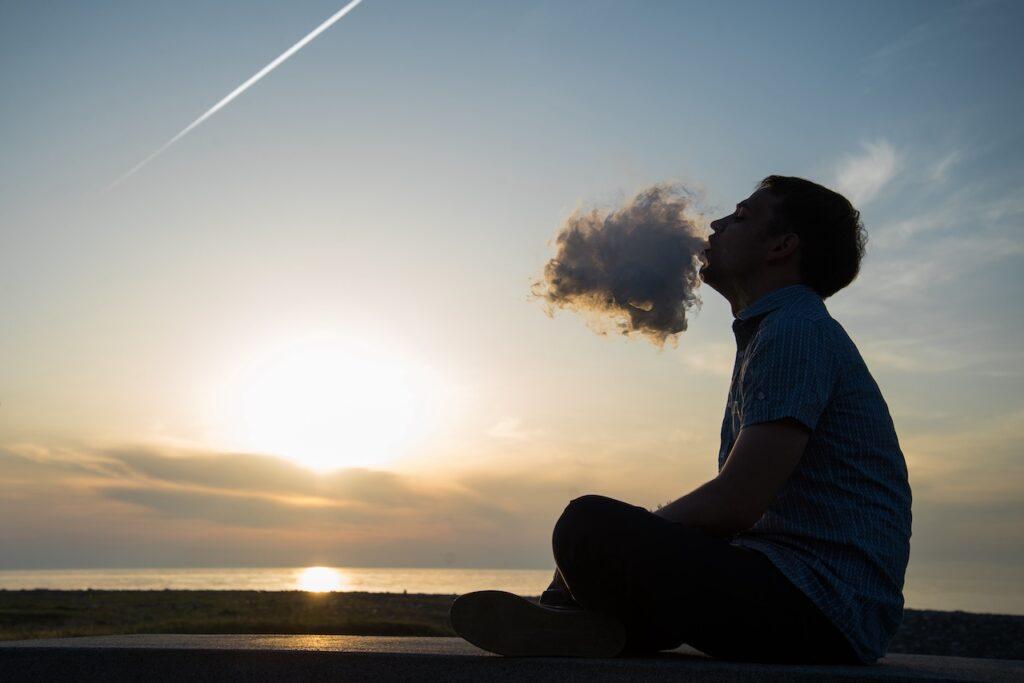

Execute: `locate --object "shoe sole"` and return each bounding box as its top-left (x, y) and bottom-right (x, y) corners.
top-left (449, 590), bottom-right (626, 658)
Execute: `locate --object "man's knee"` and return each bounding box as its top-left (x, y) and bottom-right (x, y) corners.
top-left (552, 494), bottom-right (616, 557)
top-left (557, 494), bottom-right (611, 528)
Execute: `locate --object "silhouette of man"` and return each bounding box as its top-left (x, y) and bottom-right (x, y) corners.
top-left (451, 176), bottom-right (912, 665)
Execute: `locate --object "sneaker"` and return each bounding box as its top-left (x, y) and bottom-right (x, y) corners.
top-left (539, 587), bottom-right (581, 608)
top-left (449, 589), bottom-right (627, 658)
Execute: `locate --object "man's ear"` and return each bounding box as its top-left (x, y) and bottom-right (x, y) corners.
top-left (766, 232), bottom-right (800, 262)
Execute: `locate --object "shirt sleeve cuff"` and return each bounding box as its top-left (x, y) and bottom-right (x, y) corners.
top-left (740, 402), bottom-right (819, 431)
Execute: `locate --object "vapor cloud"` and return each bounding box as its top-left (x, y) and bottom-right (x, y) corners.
top-left (531, 184), bottom-right (708, 347)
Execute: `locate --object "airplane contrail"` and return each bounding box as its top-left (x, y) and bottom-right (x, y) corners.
top-left (107, 0), bottom-right (365, 191)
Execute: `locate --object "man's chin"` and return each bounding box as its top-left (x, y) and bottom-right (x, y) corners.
top-left (699, 268), bottom-right (721, 293)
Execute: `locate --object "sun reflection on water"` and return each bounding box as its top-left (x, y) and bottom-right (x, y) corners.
top-left (296, 566), bottom-right (346, 592)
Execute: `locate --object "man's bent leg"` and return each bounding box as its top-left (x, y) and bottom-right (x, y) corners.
top-left (551, 494), bottom-right (717, 651)
top-left (540, 568), bottom-right (581, 608)
top-left (550, 494), bottom-right (858, 663)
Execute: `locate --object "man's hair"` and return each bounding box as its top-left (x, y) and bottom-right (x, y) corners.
top-left (756, 175), bottom-right (868, 299)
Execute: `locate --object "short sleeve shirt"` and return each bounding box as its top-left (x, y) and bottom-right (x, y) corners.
top-left (718, 284), bottom-right (913, 664)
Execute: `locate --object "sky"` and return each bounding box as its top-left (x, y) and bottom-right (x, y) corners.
top-left (1, 0), bottom-right (1023, 580)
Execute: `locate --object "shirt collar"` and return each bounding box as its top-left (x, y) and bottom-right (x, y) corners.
top-left (731, 284), bottom-right (819, 352)
top-left (735, 283), bottom-right (819, 321)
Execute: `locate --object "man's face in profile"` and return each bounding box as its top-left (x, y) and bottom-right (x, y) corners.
top-left (700, 187), bottom-right (779, 294)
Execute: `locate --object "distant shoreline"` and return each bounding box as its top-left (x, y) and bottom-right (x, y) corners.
top-left (1, 590), bottom-right (1021, 661)
top-left (3, 565), bottom-right (1020, 616)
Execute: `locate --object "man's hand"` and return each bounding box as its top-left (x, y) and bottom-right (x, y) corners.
top-left (653, 418), bottom-right (810, 535)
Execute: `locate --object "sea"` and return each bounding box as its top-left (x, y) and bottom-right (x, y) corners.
top-left (0, 563), bottom-right (1021, 616)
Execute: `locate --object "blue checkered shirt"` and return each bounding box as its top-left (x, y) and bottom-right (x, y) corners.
top-left (718, 284), bottom-right (913, 664)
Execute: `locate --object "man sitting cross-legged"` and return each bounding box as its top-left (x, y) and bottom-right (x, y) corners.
top-left (450, 176), bottom-right (913, 666)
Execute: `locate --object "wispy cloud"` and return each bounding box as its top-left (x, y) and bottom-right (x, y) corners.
top-left (5, 432), bottom-right (1022, 569)
top-left (831, 151), bottom-right (1024, 381)
top-left (679, 341), bottom-right (734, 377)
top-left (485, 417), bottom-right (543, 441)
top-left (861, 0), bottom-right (998, 80)
top-left (106, 0), bottom-right (365, 191)
top-left (844, 229), bottom-right (1024, 377)
top-left (872, 230), bottom-right (1024, 292)
top-left (101, 485), bottom-right (382, 528)
top-left (834, 140), bottom-right (900, 207)
top-left (858, 329), bottom-right (1024, 377)
top-left (860, 183), bottom-right (1024, 279)
top-left (0, 444), bottom-right (617, 568)
top-left (929, 150), bottom-right (962, 184)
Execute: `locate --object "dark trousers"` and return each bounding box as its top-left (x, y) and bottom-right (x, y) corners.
top-left (549, 494), bottom-right (862, 665)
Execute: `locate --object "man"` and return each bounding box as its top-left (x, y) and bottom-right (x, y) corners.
top-left (450, 176), bottom-right (913, 665)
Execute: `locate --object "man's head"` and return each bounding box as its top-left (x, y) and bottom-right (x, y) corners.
top-left (700, 175), bottom-right (867, 305)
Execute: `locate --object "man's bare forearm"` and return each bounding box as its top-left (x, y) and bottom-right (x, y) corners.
top-left (652, 477), bottom-right (749, 538)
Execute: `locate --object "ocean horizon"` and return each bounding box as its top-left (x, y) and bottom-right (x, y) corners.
top-left (1, 563), bottom-right (1021, 616)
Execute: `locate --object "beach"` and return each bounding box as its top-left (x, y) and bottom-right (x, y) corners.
top-left (1, 591), bottom-right (1020, 661)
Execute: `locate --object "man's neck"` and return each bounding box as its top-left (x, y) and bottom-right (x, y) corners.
top-left (728, 275), bottom-right (804, 317)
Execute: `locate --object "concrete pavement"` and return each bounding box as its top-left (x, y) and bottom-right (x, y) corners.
top-left (1, 634), bottom-right (1021, 681)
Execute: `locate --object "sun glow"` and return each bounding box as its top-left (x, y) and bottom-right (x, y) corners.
top-left (296, 566), bottom-right (346, 592)
top-left (223, 336), bottom-right (446, 472)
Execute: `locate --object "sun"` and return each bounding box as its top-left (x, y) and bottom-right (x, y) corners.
top-left (296, 566), bottom-right (346, 592)
top-left (224, 336), bottom-right (444, 471)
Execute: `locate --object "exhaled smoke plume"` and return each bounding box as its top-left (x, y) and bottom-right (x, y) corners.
top-left (531, 184), bottom-right (708, 347)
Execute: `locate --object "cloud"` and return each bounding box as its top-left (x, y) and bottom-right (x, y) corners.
top-left (858, 330), bottom-right (1024, 376)
top-left (0, 428), bottom-right (728, 567)
top-left (846, 182), bottom-right (1024, 308)
top-left (841, 210), bottom-right (1024, 375)
top-left (834, 140), bottom-right (900, 207)
top-left (867, 231), bottom-right (1024, 297)
top-left (0, 443), bottom-right (607, 568)
top-left (929, 150), bottom-right (962, 184)
top-left (5, 416), bottom-right (1024, 571)
top-left (861, 0), bottom-right (999, 81)
top-left (485, 417), bottom-right (544, 441)
top-left (100, 485), bottom-right (382, 528)
top-left (678, 341), bottom-right (734, 377)
top-left (830, 158), bottom-right (1024, 379)
top-left (2, 444), bottom-right (441, 519)
top-left (99, 447), bottom-right (425, 507)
